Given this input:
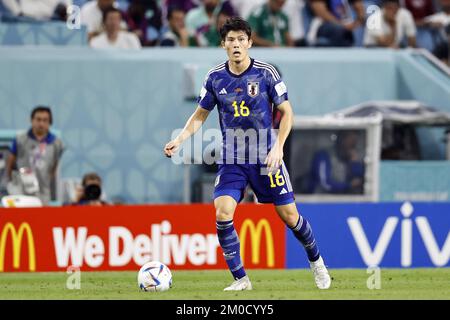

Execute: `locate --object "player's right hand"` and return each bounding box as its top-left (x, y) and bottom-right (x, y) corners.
top-left (164, 139), bottom-right (181, 158)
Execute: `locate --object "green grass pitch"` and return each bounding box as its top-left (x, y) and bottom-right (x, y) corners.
top-left (0, 268), bottom-right (449, 300)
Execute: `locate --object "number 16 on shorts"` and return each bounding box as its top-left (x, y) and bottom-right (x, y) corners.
top-left (265, 164), bottom-right (293, 199)
top-left (268, 169), bottom-right (285, 188)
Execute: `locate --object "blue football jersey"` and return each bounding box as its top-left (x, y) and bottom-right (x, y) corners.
top-left (197, 58), bottom-right (288, 163)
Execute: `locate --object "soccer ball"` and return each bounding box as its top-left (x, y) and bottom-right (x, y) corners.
top-left (138, 261), bottom-right (172, 292)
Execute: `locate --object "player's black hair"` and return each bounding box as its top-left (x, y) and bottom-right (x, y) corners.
top-left (167, 6), bottom-right (184, 20)
top-left (31, 106), bottom-right (53, 125)
top-left (219, 16), bottom-right (252, 41)
top-left (102, 6), bottom-right (122, 22)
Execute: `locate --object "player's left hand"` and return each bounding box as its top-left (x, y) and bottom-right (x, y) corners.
top-left (264, 143), bottom-right (283, 173)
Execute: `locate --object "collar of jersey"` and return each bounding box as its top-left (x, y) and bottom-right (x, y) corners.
top-left (225, 58), bottom-right (254, 78)
top-left (27, 128), bottom-right (56, 144)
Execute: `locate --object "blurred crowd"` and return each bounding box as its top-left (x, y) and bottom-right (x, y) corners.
top-left (0, 0), bottom-right (449, 61)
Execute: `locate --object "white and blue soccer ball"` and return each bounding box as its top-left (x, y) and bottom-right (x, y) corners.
top-left (138, 261), bottom-right (172, 292)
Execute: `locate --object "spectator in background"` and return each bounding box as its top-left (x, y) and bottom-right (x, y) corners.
top-left (81, 0), bottom-right (116, 41)
top-left (248, 0), bottom-right (294, 47)
top-left (425, 0), bottom-right (450, 28)
top-left (124, 0), bottom-right (162, 46)
top-left (229, 0), bottom-right (265, 19)
top-left (283, 0), bottom-right (307, 46)
top-left (231, 0), bottom-right (307, 48)
top-left (72, 172), bottom-right (108, 206)
top-left (364, 0), bottom-right (417, 48)
top-left (6, 106), bottom-right (64, 205)
top-left (90, 6), bottom-right (142, 49)
top-left (196, 6), bottom-right (233, 46)
top-left (307, 0), bottom-right (365, 46)
top-left (185, 0), bottom-right (235, 46)
top-left (306, 131), bottom-right (365, 194)
top-left (1, 0), bottom-right (72, 21)
top-left (161, 0), bottom-right (199, 24)
top-left (160, 6), bottom-right (189, 46)
top-left (422, 0), bottom-right (450, 63)
top-left (401, 0), bottom-right (436, 26)
top-left (401, 0), bottom-right (446, 61)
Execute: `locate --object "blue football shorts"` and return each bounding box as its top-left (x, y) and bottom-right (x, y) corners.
top-left (213, 161), bottom-right (295, 206)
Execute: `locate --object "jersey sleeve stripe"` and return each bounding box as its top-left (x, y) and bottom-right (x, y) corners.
top-left (205, 67), bottom-right (225, 81)
top-left (205, 63), bottom-right (226, 78)
top-left (254, 60), bottom-right (281, 79)
top-left (254, 63), bottom-right (280, 81)
top-left (254, 61), bottom-right (281, 80)
top-left (254, 64), bottom-right (279, 81)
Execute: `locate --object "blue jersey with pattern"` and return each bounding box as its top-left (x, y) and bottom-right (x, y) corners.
top-left (197, 58), bottom-right (288, 163)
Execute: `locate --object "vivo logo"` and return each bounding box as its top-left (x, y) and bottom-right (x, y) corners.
top-left (348, 202), bottom-right (450, 267)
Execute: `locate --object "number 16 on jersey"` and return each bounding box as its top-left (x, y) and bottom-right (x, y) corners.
top-left (232, 100), bottom-right (250, 117)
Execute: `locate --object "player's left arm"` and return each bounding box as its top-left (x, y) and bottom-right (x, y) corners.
top-left (265, 100), bottom-right (294, 172)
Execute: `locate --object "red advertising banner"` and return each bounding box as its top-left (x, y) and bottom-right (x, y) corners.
top-left (0, 204), bottom-right (286, 272)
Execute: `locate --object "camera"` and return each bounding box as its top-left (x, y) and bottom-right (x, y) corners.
top-left (83, 183), bottom-right (101, 201)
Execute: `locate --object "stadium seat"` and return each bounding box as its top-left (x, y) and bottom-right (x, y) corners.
top-left (1, 195), bottom-right (43, 208)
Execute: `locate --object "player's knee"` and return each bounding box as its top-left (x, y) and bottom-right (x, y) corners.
top-left (286, 214), bottom-right (299, 228)
top-left (275, 204), bottom-right (300, 227)
top-left (280, 211), bottom-right (299, 228)
top-left (216, 208), bottom-right (234, 221)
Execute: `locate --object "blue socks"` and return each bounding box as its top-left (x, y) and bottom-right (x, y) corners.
top-left (217, 217), bottom-right (318, 279)
top-left (290, 215), bottom-right (320, 262)
top-left (216, 220), bottom-right (247, 280)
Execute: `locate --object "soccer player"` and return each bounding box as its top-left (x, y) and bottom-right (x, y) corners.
top-left (164, 17), bottom-right (331, 291)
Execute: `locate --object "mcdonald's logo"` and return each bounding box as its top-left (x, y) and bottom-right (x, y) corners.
top-left (0, 222), bottom-right (36, 272)
top-left (239, 219), bottom-right (275, 267)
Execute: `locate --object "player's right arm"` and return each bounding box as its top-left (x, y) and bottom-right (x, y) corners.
top-left (164, 106), bottom-right (210, 158)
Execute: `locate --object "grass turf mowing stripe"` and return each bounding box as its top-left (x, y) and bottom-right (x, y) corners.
top-left (0, 268), bottom-right (449, 300)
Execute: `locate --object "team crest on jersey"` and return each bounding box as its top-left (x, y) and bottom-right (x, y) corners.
top-left (247, 81), bottom-right (259, 97)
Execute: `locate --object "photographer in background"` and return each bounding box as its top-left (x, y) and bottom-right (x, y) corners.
top-left (72, 172), bottom-right (108, 206)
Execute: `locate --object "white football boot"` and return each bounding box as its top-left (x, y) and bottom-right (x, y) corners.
top-left (309, 256), bottom-right (331, 289)
top-left (223, 275), bottom-right (253, 291)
